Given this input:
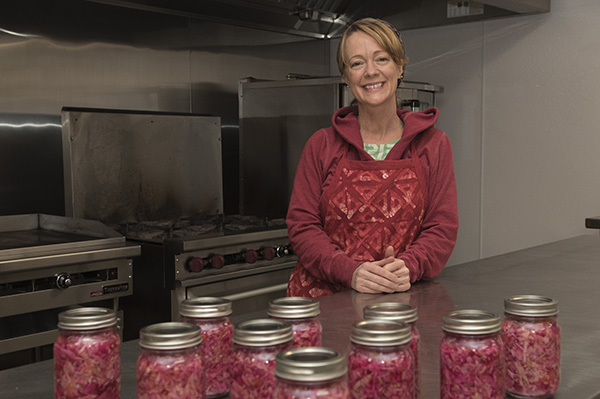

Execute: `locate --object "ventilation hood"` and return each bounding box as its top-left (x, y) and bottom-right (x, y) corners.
top-left (86, 0), bottom-right (550, 39)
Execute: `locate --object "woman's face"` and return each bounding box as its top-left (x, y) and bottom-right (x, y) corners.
top-left (343, 31), bottom-right (403, 110)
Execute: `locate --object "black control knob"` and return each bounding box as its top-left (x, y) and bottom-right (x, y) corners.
top-left (55, 273), bottom-right (73, 289)
top-left (276, 244), bottom-right (293, 257)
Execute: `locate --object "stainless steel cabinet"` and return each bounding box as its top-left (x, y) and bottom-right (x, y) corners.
top-left (238, 77), bottom-right (443, 218)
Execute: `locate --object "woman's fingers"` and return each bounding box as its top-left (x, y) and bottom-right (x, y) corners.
top-left (352, 262), bottom-right (408, 293)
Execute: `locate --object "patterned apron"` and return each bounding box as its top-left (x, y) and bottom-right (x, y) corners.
top-left (287, 143), bottom-right (427, 298)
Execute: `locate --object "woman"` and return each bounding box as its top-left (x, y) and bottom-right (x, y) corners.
top-left (286, 18), bottom-right (458, 298)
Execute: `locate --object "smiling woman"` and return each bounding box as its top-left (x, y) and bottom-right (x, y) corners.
top-left (341, 29), bottom-right (404, 137)
top-left (285, 18), bottom-right (459, 299)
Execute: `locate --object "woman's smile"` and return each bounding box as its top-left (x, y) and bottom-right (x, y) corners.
top-left (343, 31), bottom-right (402, 109)
top-left (363, 82), bottom-right (384, 90)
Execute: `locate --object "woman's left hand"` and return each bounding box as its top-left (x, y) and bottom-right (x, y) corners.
top-left (376, 246), bottom-right (411, 292)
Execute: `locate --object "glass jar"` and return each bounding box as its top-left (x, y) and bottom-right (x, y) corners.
top-left (231, 318), bottom-right (293, 399)
top-left (347, 319), bottom-right (414, 399)
top-left (274, 347), bottom-right (349, 399)
top-left (268, 297), bottom-right (322, 348)
top-left (363, 302), bottom-right (421, 398)
top-left (180, 297), bottom-right (233, 398)
top-left (54, 307), bottom-right (121, 399)
top-left (136, 322), bottom-right (205, 399)
top-left (502, 295), bottom-right (561, 398)
top-left (440, 309), bottom-right (505, 399)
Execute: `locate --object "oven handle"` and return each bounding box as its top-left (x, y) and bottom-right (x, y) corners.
top-left (223, 283), bottom-right (288, 302)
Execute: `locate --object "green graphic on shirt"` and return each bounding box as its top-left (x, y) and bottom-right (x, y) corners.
top-left (364, 138), bottom-right (400, 160)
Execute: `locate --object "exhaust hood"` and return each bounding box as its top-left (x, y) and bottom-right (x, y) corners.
top-left (85, 0), bottom-right (550, 39)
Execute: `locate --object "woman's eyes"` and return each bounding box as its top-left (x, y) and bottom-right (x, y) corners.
top-left (349, 57), bottom-right (390, 68)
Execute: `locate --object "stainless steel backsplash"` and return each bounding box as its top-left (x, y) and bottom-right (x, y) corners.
top-left (0, 1), bottom-right (329, 216)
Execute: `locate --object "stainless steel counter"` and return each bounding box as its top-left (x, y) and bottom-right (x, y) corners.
top-left (1, 234), bottom-right (599, 398)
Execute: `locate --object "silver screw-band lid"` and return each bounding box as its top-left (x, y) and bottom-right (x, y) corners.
top-left (442, 309), bottom-right (502, 335)
top-left (179, 297), bottom-right (232, 318)
top-left (57, 307), bottom-right (117, 331)
top-left (139, 322), bottom-right (202, 350)
top-left (275, 347), bottom-right (347, 382)
top-left (233, 318), bottom-right (293, 347)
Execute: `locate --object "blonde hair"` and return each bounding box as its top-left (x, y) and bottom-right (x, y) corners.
top-left (337, 18), bottom-right (408, 76)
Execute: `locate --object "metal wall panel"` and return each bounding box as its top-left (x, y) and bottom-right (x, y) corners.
top-left (0, 114), bottom-right (64, 216)
top-left (62, 108), bottom-right (223, 224)
top-left (0, 8), bottom-right (329, 217)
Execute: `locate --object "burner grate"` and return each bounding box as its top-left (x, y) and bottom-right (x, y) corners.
top-left (115, 214), bottom-right (287, 242)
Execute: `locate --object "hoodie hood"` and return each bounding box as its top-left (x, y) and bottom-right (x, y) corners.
top-left (332, 106), bottom-right (439, 160)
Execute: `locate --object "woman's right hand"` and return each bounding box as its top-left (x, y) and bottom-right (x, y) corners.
top-left (351, 257), bottom-right (404, 294)
top-left (351, 246), bottom-right (411, 294)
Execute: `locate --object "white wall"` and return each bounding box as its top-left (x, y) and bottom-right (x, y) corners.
top-left (388, 0), bottom-right (600, 264)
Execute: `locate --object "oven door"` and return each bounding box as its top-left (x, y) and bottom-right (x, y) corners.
top-left (173, 263), bottom-right (294, 319)
top-left (0, 257), bottom-right (133, 355)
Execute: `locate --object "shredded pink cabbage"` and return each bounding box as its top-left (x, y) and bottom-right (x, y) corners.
top-left (501, 317), bottom-right (561, 397)
top-left (409, 325), bottom-right (421, 399)
top-left (348, 344), bottom-right (414, 399)
top-left (182, 317), bottom-right (233, 397)
top-left (440, 333), bottom-right (505, 399)
top-left (54, 328), bottom-right (121, 399)
top-left (290, 319), bottom-right (322, 348)
top-left (136, 346), bottom-right (205, 399)
top-left (274, 377), bottom-right (349, 399)
top-left (230, 342), bottom-right (292, 399)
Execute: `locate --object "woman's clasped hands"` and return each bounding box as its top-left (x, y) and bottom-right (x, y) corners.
top-left (351, 245), bottom-right (411, 294)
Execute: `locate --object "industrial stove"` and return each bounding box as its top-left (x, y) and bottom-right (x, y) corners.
top-left (0, 213), bottom-right (140, 366)
top-left (116, 215), bottom-right (296, 340)
top-left (60, 108), bottom-right (297, 341)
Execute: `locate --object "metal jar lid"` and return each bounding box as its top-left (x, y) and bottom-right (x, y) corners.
top-left (179, 297), bottom-right (232, 318)
top-left (267, 297), bottom-right (320, 319)
top-left (233, 318), bottom-right (293, 347)
top-left (350, 320), bottom-right (411, 346)
top-left (275, 347), bottom-right (347, 382)
top-left (139, 322), bottom-right (202, 350)
top-left (504, 295), bottom-right (559, 317)
top-left (363, 302), bottom-right (418, 324)
top-left (57, 307), bottom-right (117, 331)
top-left (442, 309), bottom-right (502, 335)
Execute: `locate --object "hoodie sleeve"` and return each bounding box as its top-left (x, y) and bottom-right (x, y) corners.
top-left (286, 129), bottom-right (361, 287)
top-left (400, 129), bottom-right (459, 282)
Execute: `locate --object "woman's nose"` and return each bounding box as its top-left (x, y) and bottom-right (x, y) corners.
top-left (364, 61), bottom-right (379, 76)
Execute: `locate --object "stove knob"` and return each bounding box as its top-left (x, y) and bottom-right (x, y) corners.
top-left (210, 254), bottom-right (226, 269)
top-left (276, 245), bottom-right (291, 257)
top-left (261, 246), bottom-right (276, 261)
top-left (55, 273), bottom-right (72, 289)
top-left (187, 257), bottom-right (204, 273)
top-left (244, 249), bottom-right (258, 264)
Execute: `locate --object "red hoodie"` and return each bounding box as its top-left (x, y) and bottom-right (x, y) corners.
top-left (286, 106), bottom-right (458, 287)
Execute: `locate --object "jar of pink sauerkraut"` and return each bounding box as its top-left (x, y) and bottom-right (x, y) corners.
top-left (54, 307), bottom-right (121, 399)
top-left (440, 309), bottom-right (505, 399)
top-left (502, 295), bottom-right (560, 398)
top-left (268, 297), bottom-right (322, 348)
top-left (180, 297), bottom-right (233, 398)
top-left (136, 322), bottom-right (205, 399)
top-left (348, 319), bottom-right (414, 399)
top-left (274, 347), bottom-right (349, 399)
top-left (363, 302), bottom-right (421, 398)
top-left (231, 318), bottom-right (293, 399)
